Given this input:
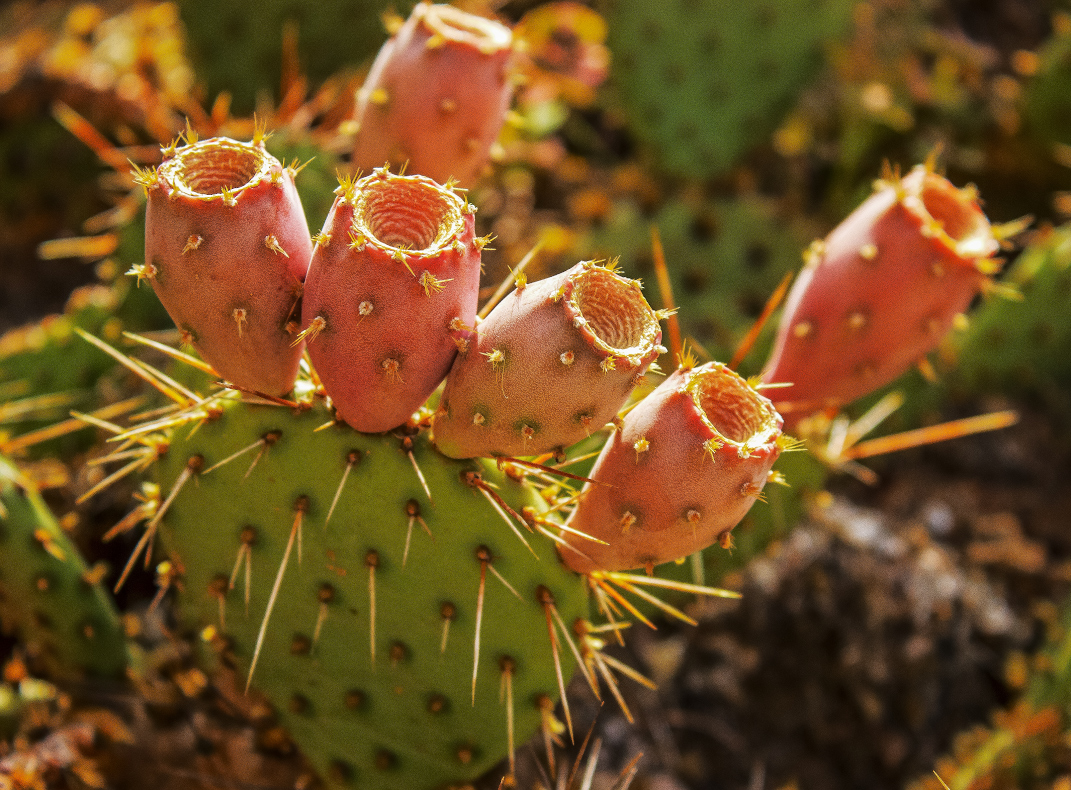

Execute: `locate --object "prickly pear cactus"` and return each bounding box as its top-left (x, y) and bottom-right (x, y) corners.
top-left (604, 0), bottom-right (854, 177)
top-left (139, 132), bottom-right (312, 397)
top-left (433, 260), bottom-right (665, 459)
top-left (0, 454), bottom-right (126, 679)
top-left (150, 392), bottom-right (588, 790)
top-left (301, 168), bottom-right (483, 433)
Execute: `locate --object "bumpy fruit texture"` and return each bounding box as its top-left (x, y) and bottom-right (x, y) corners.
top-left (762, 165), bottom-right (1001, 422)
top-left (301, 169), bottom-right (482, 433)
top-left (433, 261), bottom-right (664, 459)
top-left (0, 454), bottom-right (126, 679)
top-left (351, 2), bottom-right (515, 187)
top-left (562, 362), bottom-right (783, 573)
top-left (142, 136), bottom-right (312, 396)
top-left (154, 396), bottom-right (586, 790)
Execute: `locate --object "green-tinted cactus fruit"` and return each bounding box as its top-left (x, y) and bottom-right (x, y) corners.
top-left (561, 362), bottom-right (784, 574)
top-left (0, 455), bottom-right (126, 679)
top-left (762, 165), bottom-right (1003, 426)
top-left (300, 169), bottom-right (482, 433)
top-left (152, 395), bottom-right (587, 789)
top-left (433, 261), bottom-right (665, 459)
top-left (351, 2), bottom-right (516, 187)
top-left (141, 135), bottom-right (313, 397)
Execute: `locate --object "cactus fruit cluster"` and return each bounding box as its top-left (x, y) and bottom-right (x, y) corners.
top-left (91, 112), bottom-right (1021, 787)
top-left (85, 122), bottom-right (802, 788)
top-left (3, 3), bottom-right (1061, 789)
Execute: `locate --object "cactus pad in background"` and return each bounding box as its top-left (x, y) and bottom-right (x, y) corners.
top-left (604, 0), bottom-right (854, 178)
top-left (351, 2), bottom-right (516, 187)
top-left (141, 134), bottom-right (312, 397)
top-left (301, 169), bottom-right (482, 434)
top-left (150, 391), bottom-right (588, 790)
top-left (433, 260), bottom-right (664, 459)
top-left (762, 164), bottom-right (1005, 424)
top-left (563, 361), bottom-right (784, 573)
top-left (177, 0), bottom-right (384, 114)
top-left (949, 222), bottom-right (1071, 407)
top-left (0, 454), bottom-right (126, 679)
top-left (1023, 11), bottom-right (1071, 149)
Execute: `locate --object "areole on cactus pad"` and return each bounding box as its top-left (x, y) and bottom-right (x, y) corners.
top-left (138, 134), bottom-right (312, 397)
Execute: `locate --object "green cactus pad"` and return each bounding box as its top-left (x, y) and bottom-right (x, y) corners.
top-left (951, 223), bottom-right (1071, 404)
top-left (604, 0), bottom-right (854, 177)
top-left (0, 454), bottom-right (127, 679)
top-left (153, 395), bottom-right (588, 789)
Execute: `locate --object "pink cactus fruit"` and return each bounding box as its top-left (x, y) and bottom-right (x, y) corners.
top-left (433, 260), bottom-right (665, 459)
top-left (140, 135), bottom-right (312, 396)
top-left (300, 167), bottom-right (482, 433)
top-left (561, 362), bottom-right (784, 574)
top-left (351, 2), bottom-right (516, 187)
top-left (762, 164), bottom-right (1003, 422)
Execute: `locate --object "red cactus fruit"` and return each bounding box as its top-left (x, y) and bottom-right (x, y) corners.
top-left (351, 2), bottom-right (516, 187)
top-left (300, 168), bottom-right (482, 433)
top-left (561, 362), bottom-right (784, 574)
top-left (141, 136), bottom-right (312, 396)
top-left (762, 164), bottom-right (1002, 422)
top-left (433, 260), bottom-right (665, 459)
